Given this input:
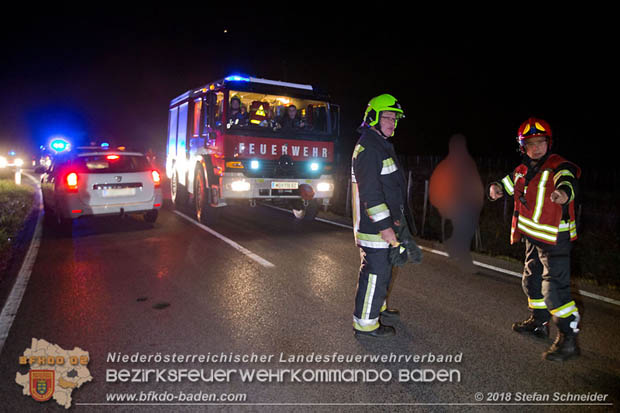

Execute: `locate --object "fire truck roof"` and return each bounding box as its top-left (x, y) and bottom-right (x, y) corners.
top-left (170, 75), bottom-right (318, 106)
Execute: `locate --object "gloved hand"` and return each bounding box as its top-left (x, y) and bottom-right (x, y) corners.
top-left (388, 213), bottom-right (423, 266)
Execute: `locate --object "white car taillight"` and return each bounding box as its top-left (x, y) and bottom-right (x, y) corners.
top-left (152, 170), bottom-right (161, 187)
top-left (66, 172), bottom-right (78, 192)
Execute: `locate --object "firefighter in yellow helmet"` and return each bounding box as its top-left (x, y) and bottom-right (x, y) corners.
top-left (351, 94), bottom-right (420, 338)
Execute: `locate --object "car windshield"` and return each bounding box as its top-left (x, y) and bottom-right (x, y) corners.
top-left (71, 155), bottom-right (151, 173)
top-left (224, 90), bottom-right (330, 136)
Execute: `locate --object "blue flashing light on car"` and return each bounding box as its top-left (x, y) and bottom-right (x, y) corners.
top-left (50, 138), bottom-right (71, 153)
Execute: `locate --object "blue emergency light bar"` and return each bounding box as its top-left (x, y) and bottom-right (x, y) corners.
top-left (225, 75), bottom-right (250, 82)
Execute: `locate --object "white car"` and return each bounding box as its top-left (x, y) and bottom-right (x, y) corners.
top-left (40, 148), bottom-right (163, 233)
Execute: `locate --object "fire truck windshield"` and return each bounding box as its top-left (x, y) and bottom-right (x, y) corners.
top-left (225, 91), bottom-right (332, 137)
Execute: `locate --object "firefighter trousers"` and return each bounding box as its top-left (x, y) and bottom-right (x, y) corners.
top-left (522, 232), bottom-right (580, 333)
top-left (353, 247), bottom-right (393, 332)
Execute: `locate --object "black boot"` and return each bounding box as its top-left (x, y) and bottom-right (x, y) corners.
top-left (543, 332), bottom-right (580, 361)
top-left (354, 324), bottom-right (396, 338)
top-left (512, 315), bottom-right (549, 339)
top-left (380, 308), bottom-right (400, 322)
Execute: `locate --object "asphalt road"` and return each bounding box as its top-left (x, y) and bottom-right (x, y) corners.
top-left (0, 193), bottom-right (618, 412)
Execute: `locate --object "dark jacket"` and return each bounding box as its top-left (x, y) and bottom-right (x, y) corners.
top-left (351, 126), bottom-right (412, 249)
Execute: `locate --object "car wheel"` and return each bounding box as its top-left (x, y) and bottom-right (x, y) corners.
top-left (144, 210), bottom-right (158, 223)
top-left (194, 169), bottom-right (220, 225)
top-left (55, 214), bottom-right (73, 237)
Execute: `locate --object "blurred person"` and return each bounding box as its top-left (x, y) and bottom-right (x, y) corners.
top-left (429, 134), bottom-right (483, 272)
top-left (488, 117), bottom-right (581, 361)
top-left (351, 94), bottom-right (415, 338)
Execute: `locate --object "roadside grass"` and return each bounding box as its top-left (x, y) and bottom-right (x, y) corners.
top-left (0, 170), bottom-right (35, 276)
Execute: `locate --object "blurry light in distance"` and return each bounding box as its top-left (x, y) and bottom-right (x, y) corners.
top-left (101, 142), bottom-right (110, 148)
top-left (317, 182), bottom-right (332, 192)
top-left (106, 155), bottom-right (120, 160)
top-left (0, 157), bottom-right (7, 168)
top-left (310, 162), bottom-right (320, 171)
top-left (154, 203), bottom-right (161, 207)
top-left (231, 180), bottom-right (251, 191)
top-left (250, 160), bottom-right (260, 169)
top-left (71, 209), bottom-right (82, 214)
top-left (15, 158), bottom-right (24, 167)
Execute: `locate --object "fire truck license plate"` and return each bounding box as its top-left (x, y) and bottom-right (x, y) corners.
top-left (271, 182), bottom-right (299, 190)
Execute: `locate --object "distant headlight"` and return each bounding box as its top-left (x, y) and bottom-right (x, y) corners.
top-left (316, 182), bottom-right (332, 192)
top-left (0, 157), bottom-right (6, 168)
top-left (15, 158), bottom-right (24, 167)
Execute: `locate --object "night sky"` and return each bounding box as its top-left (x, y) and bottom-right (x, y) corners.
top-left (1, 9), bottom-right (615, 167)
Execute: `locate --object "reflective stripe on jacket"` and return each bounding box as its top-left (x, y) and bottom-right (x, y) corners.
top-left (351, 127), bottom-right (408, 249)
top-left (496, 154), bottom-right (580, 245)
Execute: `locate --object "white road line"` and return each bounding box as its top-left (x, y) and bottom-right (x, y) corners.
top-left (262, 203), bottom-right (354, 229)
top-left (0, 173), bottom-right (43, 354)
top-left (263, 204), bottom-right (620, 307)
top-left (173, 210), bottom-right (275, 268)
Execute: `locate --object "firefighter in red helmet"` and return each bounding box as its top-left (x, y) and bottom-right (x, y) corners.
top-left (488, 117), bottom-right (581, 361)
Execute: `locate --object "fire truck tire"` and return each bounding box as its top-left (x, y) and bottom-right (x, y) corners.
top-left (171, 171), bottom-right (188, 207)
top-left (194, 169), bottom-right (220, 225)
top-left (292, 200), bottom-right (318, 221)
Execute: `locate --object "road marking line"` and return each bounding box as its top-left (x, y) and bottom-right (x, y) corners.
top-left (263, 205), bottom-right (620, 307)
top-left (173, 210), bottom-right (275, 268)
top-left (0, 173), bottom-right (43, 354)
top-left (261, 204), bottom-right (354, 229)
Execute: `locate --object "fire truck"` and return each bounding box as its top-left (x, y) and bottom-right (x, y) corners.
top-left (166, 75), bottom-right (339, 224)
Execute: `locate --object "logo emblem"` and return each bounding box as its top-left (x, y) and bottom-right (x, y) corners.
top-left (29, 370), bottom-right (54, 402)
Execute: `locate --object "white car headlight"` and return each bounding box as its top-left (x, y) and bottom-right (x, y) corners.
top-left (15, 158), bottom-right (24, 167)
top-left (0, 157), bottom-right (6, 168)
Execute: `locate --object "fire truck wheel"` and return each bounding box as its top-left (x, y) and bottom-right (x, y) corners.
top-left (194, 169), bottom-right (220, 225)
top-left (171, 171), bottom-right (188, 207)
top-left (292, 200), bottom-right (318, 221)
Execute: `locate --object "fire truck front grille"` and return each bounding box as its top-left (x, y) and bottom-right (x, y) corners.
top-left (240, 160), bottom-right (323, 179)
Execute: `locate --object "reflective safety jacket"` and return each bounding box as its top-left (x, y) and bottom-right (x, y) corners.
top-left (495, 154), bottom-right (580, 245)
top-left (351, 127), bottom-right (409, 249)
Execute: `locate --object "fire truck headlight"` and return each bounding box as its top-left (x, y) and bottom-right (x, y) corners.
top-left (231, 180), bottom-right (251, 192)
top-left (316, 182), bottom-right (332, 192)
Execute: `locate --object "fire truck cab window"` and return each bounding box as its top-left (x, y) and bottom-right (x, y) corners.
top-left (225, 90), bottom-right (330, 136)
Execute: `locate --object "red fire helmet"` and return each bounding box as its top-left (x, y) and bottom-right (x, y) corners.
top-left (517, 117), bottom-right (553, 152)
